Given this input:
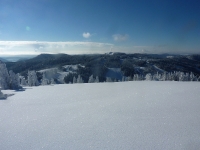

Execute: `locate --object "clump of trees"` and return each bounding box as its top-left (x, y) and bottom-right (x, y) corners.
top-left (27, 70), bottom-right (39, 86)
top-left (121, 71), bottom-right (200, 82)
top-left (0, 61), bottom-right (21, 90)
top-left (64, 73), bottom-right (77, 84)
top-left (63, 71), bottom-right (200, 84)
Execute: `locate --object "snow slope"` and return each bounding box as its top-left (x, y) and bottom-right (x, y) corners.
top-left (38, 68), bottom-right (69, 83)
top-left (1, 82), bottom-right (200, 150)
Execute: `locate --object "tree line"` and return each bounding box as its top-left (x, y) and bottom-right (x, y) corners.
top-left (1, 60), bottom-right (200, 93)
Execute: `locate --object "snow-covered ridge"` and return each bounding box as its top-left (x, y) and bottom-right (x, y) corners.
top-left (63, 64), bottom-right (85, 72)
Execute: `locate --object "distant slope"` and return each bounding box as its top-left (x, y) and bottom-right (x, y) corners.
top-left (0, 58), bottom-right (8, 62)
top-left (5, 53), bottom-right (200, 79)
top-left (0, 55), bottom-right (36, 62)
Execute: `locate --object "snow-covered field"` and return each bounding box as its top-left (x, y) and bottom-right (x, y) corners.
top-left (1, 82), bottom-right (200, 150)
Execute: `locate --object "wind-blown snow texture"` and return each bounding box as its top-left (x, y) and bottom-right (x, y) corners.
top-left (1, 82), bottom-right (200, 150)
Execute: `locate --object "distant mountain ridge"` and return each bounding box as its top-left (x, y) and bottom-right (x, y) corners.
top-left (5, 53), bottom-right (200, 81)
top-left (0, 58), bottom-right (8, 62)
top-left (0, 55), bottom-right (36, 62)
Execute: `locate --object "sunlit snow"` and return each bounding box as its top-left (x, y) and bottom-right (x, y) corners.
top-left (0, 82), bottom-right (200, 150)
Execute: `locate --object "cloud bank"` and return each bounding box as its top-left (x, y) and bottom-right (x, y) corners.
top-left (82, 32), bottom-right (91, 38)
top-left (0, 41), bottom-right (113, 55)
top-left (112, 34), bottom-right (129, 42)
top-left (0, 41), bottom-right (194, 55)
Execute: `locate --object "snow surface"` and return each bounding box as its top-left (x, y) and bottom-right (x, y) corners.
top-left (38, 68), bottom-right (69, 84)
top-left (1, 82), bottom-right (200, 150)
top-left (56, 72), bottom-right (69, 83)
top-left (63, 64), bottom-right (85, 72)
top-left (38, 68), bottom-right (57, 73)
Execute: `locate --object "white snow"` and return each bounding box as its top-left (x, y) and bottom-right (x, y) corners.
top-left (56, 71), bottom-right (69, 83)
top-left (153, 65), bottom-right (165, 72)
top-left (38, 68), bottom-right (57, 73)
top-left (166, 56), bottom-right (174, 59)
top-left (63, 64), bottom-right (84, 72)
top-left (105, 52), bottom-right (114, 55)
top-left (38, 68), bottom-right (68, 83)
top-left (1, 82), bottom-right (200, 150)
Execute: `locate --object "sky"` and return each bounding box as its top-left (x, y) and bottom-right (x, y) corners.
top-left (0, 0), bottom-right (200, 55)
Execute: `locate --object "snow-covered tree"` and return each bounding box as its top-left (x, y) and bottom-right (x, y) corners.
top-left (50, 78), bottom-right (56, 84)
top-left (161, 72), bottom-right (167, 81)
top-left (20, 77), bottom-right (28, 86)
top-left (41, 72), bottom-right (49, 85)
top-left (122, 76), bottom-right (125, 82)
top-left (28, 70), bottom-right (39, 86)
top-left (76, 75), bottom-right (81, 83)
top-left (9, 70), bottom-right (21, 89)
top-left (133, 74), bottom-right (137, 81)
top-left (41, 78), bottom-right (49, 85)
top-left (0, 61), bottom-right (10, 89)
top-left (77, 75), bottom-right (83, 83)
top-left (106, 77), bottom-right (112, 82)
top-left (88, 75), bottom-right (95, 83)
top-left (0, 89), bottom-right (7, 99)
top-left (73, 76), bottom-right (77, 84)
top-left (127, 76), bottom-right (132, 81)
top-left (170, 71), bottom-right (178, 81)
top-left (43, 68), bottom-right (58, 79)
top-left (133, 74), bottom-right (144, 81)
top-left (152, 72), bottom-right (160, 81)
top-left (145, 73), bottom-right (152, 81)
top-left (190, 72), bottom-right (197, 81)
top-left (95, 76), bottom-right (99, 83)
top-left (178, 72), bottom-right (189, 81)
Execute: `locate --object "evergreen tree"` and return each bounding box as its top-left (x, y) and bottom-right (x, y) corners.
top-left (145, 73), bottom-right (152, 81)
top-left (0, 89), bottom-right (7, 99)
top-left (122, 76), bottom-right (125, 82)
top-left (88, 75), bottom-right (95, 83)
top-left (20, 77), bottom-right (28, 86)
top-left (41, 72), bottom-right (49, 85)
top-left (73, 76), bottom-right (77, 84)
top-left (0, 61), bottom-right (10, 89)
top-left (77, 75), bottom-right (84, 83)
top-left (50, 78), bottom-right (56, 84)
top-left (106, 77), bottom-right (112, 82)
top-left (9, 70), bottom-right (21, 89)
top-left (95, 76), bottom-right (99, 83)
top-left (28, 70), bottom-right (39, 86)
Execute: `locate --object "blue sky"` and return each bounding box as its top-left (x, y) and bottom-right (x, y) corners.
top-left (0, 0), bottom-right (200, 55)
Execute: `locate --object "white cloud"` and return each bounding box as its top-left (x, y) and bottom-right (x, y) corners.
top-left (0, 41), bottom-right (114, 55)
top-left (82, 32), bottom-right (91, 38)
top-left (112, 34), bottom-right (129, 42)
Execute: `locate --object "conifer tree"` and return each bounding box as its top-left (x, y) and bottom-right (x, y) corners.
top-left (28, 70), bottom-right (39, 86)
top-left (9, 70), bottom-right (21, 89)
top-left (0, 61), bottom-right (10, 89)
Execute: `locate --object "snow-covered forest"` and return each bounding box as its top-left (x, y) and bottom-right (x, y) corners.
top-left (1, 60), bottom-right (199, 91)
top-left (1, 58), bottom-right (200, 99)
